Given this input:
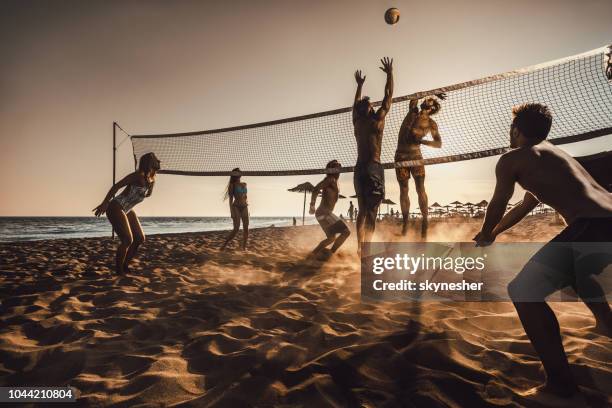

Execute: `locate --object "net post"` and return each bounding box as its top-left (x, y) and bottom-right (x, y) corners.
top-left (112, 122), bottom-right (117, 239)
top-left (302, 190), bottom-right (306, 226)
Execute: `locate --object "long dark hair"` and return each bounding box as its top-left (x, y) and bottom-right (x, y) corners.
top-left (224, 167), bottom-right (241, 201)
top-left (138, 152), bottom-right (161, 194)
top-left (138, 152), bottom-right (161, 176)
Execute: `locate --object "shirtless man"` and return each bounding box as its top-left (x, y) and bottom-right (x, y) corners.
top-left (395, 95), bottom-right (444, 237)
top-left (353, 57), bottom-right (394, 254)
top-left (309, 160), bottom-right (350, 254)
top-left (474, 103), bottom-right (612, 398)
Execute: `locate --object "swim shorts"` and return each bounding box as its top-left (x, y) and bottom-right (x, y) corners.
top-left (354, 161), bottom-right (385, 210)
top-left (316, 210), bottom-right (349, 237)
top-left (508, 217), bottom-right (612, 301)
top-left (395, 150), bottom-right (425, 182)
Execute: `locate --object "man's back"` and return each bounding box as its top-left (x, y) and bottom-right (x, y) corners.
top-left (508, 141), bottom-right (612, 222)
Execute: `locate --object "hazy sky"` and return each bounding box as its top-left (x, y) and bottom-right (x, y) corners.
top-left (1, 0), bottom-right (611, 217)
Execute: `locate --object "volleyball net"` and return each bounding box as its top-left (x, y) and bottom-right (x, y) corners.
top-left (130, 45), bottom-right (612, 176)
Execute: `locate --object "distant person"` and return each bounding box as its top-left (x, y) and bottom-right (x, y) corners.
top-left (474, 103), bottom-right (612, 398)
top-left (348, 201), bottom-right (355, 222)
top-left (395, 94), bottom-right (445, 237)
top-left (309, 160), bottom-right (351, 255)
top-left (221, 168), bottom-right (249, 251)
top-left (93, 152), bottom-right (160, 274)
top-left (353, 57), bottom-right (394, 254)
top-left (292, 217), bottom-right (297, 227)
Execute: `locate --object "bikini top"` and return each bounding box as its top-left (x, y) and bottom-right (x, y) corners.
top-left (234, 184), bottom-right (248, 194)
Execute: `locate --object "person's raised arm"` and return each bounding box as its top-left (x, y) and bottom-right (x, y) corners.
top-left (93, 172), bottom-right (137, 216)
top-left (309, 178), bottom-right (328, 214)
top-left (474, 155), bottom-right (516, 245)
top-left (353, 70), bottom-right (366, 122)
top-left (409, 98), bottom-right (418, 111)
top-left (376, 57), bottom-right (394, 119)
top-left (420, 120), bottom-right (442, 148)
top-left (491, 191), bottom-right (539, 237)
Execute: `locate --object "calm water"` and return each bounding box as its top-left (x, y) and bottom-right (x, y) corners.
top-left (0, 217), bottom-right (316, 242)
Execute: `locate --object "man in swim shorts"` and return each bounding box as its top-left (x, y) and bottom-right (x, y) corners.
top-left (309, 160), bottom-right (350, 254)
top-left (395, 95), bottom-right (444, 237)
top-left (474, 103), bottom-right (612, 398)
top-left (352, 57), bottom-right (393, 254)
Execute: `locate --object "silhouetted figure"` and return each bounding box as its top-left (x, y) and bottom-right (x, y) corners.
top-left (309, 160), bottom-right (350, 254)
top-left (348, 201), bottom-right (355, 222)
top-left (352, 57), bottom-right (393, 254)
top-left (221, 168), bottom-right (249, 251)
top-left (474, 103), bottom-right (612, 398)
top-left (292, 217), bottom-right (297, 226)
top-left (395, 94), bottom-right (445, 237)
top-left (93, 152), bottom-right (160, 274)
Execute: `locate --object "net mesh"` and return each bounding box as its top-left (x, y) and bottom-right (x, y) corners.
top-left (131, 45), bottom-right (612, 176)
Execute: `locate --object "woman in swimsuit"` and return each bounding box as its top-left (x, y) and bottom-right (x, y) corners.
top-left (93, 152), bottom-right (161, 274)
top-left (221, 168), bottom-right (249, 250)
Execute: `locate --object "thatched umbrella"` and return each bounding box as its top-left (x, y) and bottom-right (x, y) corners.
top-left (450, 200), bottom-right (463, 216)
top-left (381, 198), bottom-right (396, 214)
top-left (464, 202), bottom-right (475, 216)
top-left (288, 182), bottom-right (315, 225)
top-left (429, 202), bottom-right (442, 218)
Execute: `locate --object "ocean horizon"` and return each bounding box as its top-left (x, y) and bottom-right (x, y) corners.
top-left (0, 216), bottom-right (317, 242)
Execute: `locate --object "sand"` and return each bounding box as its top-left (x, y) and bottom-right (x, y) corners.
top-left (0, 215), bottom-right (610, 407)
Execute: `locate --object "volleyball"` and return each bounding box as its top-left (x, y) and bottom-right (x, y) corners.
top-left (384, 8), bottom-right (400, 25)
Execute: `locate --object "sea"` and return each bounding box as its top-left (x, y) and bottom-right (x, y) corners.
top-left (0, 217), bottom-right (317, 243)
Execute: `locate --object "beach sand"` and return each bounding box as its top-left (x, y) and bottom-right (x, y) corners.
top-left (1, 216), bottom-right (610, 407)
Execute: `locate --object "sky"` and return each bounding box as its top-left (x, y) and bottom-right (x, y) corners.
top-left (1, 0), bottom-right (611, 217)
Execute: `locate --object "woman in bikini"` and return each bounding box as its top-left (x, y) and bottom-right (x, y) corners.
top-left (221, 168), bottom-right (249, 251)
top-left (93, 152), bottom-right (161, 274)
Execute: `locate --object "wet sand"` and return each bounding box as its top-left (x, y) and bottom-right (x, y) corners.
top-left (0, 216), bottom-right (610, 407)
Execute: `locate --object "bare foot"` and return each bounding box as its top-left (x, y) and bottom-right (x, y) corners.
top-left (316, 248), bottom-right (333, 261)
top-left (519, 383), bottom-right (587, 407)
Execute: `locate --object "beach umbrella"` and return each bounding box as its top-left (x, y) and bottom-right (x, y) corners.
top-left (381, 198), bottom-right (396, 214)
top-left (429, 202), bottom-right (442, 218)
top-left (288, 182), bottom-right (315, 225)
top-left (449, 200), bottom-right (463, 216)
top-left (477, 200), bottom-right (488, 207)
top-left (464, 202), bottom-right (475, 216)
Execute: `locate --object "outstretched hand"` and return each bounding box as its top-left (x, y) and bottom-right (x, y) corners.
top-left (473, 231), bottom-right (495, 247)
top-left (435, 92), bottom-right (447, 100)
top-left (354, 70), bottom-right (366, 85)
top-left (93, 202), bottom-right (108, 217)
top-left (379, 57), bottom-right (393, 74)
